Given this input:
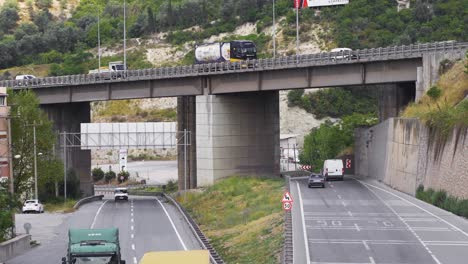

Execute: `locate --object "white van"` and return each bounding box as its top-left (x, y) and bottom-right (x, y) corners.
top-left (322, 159), bottom-right (344, 180)
top-left (330, 48), bottom-right (358, 60)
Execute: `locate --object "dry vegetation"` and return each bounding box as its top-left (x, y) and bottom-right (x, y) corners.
top-left (178, 176), bottom-right (285, 264)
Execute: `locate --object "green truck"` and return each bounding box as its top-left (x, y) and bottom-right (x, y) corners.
top-left (62, 228), bottom-right (126, 264)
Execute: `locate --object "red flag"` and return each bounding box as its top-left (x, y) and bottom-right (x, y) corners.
top-left (294, 0), bottom-right (309, 9)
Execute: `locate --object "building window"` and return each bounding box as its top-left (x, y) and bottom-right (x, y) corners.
top-left (0, 96), bottom-right (5, 106)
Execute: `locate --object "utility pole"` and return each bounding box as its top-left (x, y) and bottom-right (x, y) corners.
top-left (272, 0), bottom-right (276, 58)
top-left (33, 120), bottom-right (38, 200)
top-left (63, 132), bottom-right (67, 201)
top-left (98, 10), bottom-right (101, 73)
top-left (123, 0), bottom-right (127, 68)
top-left (296, 0), bottom-right (300, 58)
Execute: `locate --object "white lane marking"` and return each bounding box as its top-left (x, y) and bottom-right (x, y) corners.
top-left (341, 201), bottom-right (346, 207)
top-left (157, 198), bottom-right (188, 251)
top-left (362, 240), bottom-right (370, 250)
top-left (131, 225), bottom-right (134, 231)
top-left (131, 233), bottom-right (134, 239)
top-left (133, 257), bottom-right (137, 264)
top-left (90, 200), bottom-right (109, 229)
top-left (131, 212), bottom-right (134, 217)
top-left (131, 244), bottom-right (135, 250)
top-left (358, 180), bottom-right (442, 264)
top-left (347, 211), bottom-right (353, 217)
top-left (354, 223), bottom-right (361, 232)
top-left (131, 218), bottom-right (134, 223)
top-left (355, 179), bottom-right (468, 239)
top-left (330, 184), bottom-right (334, 188)
top-left (369, 256), bottom-right (376, 264)
top-left (296, 181), bottom-right (311, 264)
top-left (333, 189), bottom-right (337, 192)
top-left (337, 195), bottom-right (342, 199)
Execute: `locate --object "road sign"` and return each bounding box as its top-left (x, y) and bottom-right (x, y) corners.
top-left (346, 159), bottom-right (351, 169)
top-left (283, 201), bottom-right (292, 211)
top-left (282, 191), bottom-right (294, 203)
top-left (301, 165), bottom-right (311, 170)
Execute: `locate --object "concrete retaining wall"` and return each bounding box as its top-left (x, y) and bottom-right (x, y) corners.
top-left (0, 234), bottom-right (31, 262)
top-left (355, 118), bottom-right (468, 198)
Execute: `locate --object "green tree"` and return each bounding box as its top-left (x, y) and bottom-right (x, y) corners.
top-left (146, 7), bottom-right (156, 33)
top-left (104, 170), bottom-right (116, 183)
top-left (117, 171), bottom-right (130, 184)
top-left (0, 187), bottom-right (15, 242)
top-left (0, 6), bottom-right (19, 34)
top-left (92, 167), bottom-right (105, 182)
top-left (8, 89), bottom-right (59, 199)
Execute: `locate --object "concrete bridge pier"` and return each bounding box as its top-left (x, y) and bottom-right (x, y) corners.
top-left (41, 103), bottom-right (92, 196)
top-left (177, 96), bottom-right (197, 190)
top-left (378, 82), bottom-right (415, 122)
top-left (196, 91), bottom-right (280, 186)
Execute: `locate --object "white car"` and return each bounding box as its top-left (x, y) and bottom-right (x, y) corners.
top-left (114, 187), bottom-right (129, 202)
top-left (15, 75), bottom-right (37, 86)
top-left (22, 199), bottom-right (44, 213)
top-left (330, 48), bottom-right (358, 60)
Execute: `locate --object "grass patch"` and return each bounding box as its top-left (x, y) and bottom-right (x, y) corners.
top-left (93, 100), bottom-right (177, 122)
top-left (44, 199), bottom-right (77, 213)
top-left (403, 60), bottom-right (468, 136)
top-left (416, 185), bottom-right (468, 218)
top-left (178, 176), bottom-right (285, 263)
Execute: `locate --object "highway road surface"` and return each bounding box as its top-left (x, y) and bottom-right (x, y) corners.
top-left (292, 176), bottom-right (468, 264)
top-left (9, 196), bottom-right (201, 264)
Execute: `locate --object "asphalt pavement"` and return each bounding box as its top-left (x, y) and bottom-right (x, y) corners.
top-left (291, 176), bottom-right (468, 264)
top-left (8, 196), bottom-right (202, 264)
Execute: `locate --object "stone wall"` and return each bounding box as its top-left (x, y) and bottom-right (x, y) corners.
top-left (355, 118), bottom-right (468, 198)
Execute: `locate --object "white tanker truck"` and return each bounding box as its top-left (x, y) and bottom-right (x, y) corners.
top-left (195, 40), bottom-right (257, 64)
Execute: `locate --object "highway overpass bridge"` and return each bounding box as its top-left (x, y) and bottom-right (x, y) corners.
top-left (2, 41), bottom-right (466, 195)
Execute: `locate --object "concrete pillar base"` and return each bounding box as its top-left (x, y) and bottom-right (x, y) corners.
top-left (378, 83), bottom-right (415, 122)
top-left (196, 91), bottom-right (280, 186)
top-left (177, 96), bottom-right (197, 190)
top-left (42, 103), bottom-right (92, 197)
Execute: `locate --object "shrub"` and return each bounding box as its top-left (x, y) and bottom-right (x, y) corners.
top-left (92, 167), bottom-right (104, 182)
top-left (426, 86), bottom-right (442, 100)
top-left (287, 89), bottom-right (304, 107)
top-left (430, 190), bottom-right (447, 208)
top-left (165, 180), bottom-right (178, 193)
top-left (439, 59), bottom-right (454, 75)
top-left (104, 170), bottom-right (116, 183)
top-left (117, 171), bottom-right (130, 184)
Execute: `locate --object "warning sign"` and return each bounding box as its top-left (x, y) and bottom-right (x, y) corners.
top-left (282, 191), bottom-right (294, 203)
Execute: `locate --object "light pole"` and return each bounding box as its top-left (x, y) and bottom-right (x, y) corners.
top-left (272, 0), bottom-right (276, 58)
top-left (123, 0), bottom-right (127, 68)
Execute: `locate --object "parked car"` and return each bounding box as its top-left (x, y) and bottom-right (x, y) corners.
top-left (114, 187), bottom-right (129, 202)
top-left (308, 173), bottom-right (326, 188)
top-left (323, 159), bottom-right (344, 181)
top-left (330, 48), bottom-right (358, 60)
top-left (22, 199), bottom-right (44, 213)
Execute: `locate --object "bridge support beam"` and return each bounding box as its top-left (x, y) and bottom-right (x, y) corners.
top-left (177, 96), bottom-right (197, 190)
top-left (378, 82), bottom-right (415, 122)
top-left (196, 91), bottom-right (280, 186)
top-left (41, 103), bottom-right (92, 196)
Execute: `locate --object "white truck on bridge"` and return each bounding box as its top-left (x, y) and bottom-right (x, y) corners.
top-left (88, 61), bottom-right (127, 80)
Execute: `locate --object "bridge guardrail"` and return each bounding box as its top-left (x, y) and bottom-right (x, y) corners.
top-left (73, 195), bottom-right (104, 209)
top-left (1, 41), bottom-right (467, 89)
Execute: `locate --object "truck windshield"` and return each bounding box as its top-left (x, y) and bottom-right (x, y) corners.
top-left (72, 256), bottom-right (116, 264)
top-left (114, 65), bottom-right (125, 71)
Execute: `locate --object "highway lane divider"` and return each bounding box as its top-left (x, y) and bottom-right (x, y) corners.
top-left (162, 194), bottom-right (225, 264)
top-left (73, 195), bottom-right (104, 210)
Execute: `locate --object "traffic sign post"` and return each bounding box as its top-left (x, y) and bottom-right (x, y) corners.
top-left (282, 191), bottom-right (294, 211)
top-left (346, 159), bottom-right (351, 169)
top-left (283, 202), bottom-right (292, 211)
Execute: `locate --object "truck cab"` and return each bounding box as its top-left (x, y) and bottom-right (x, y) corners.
top-left (62, 228), bottom-right (125, 264)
